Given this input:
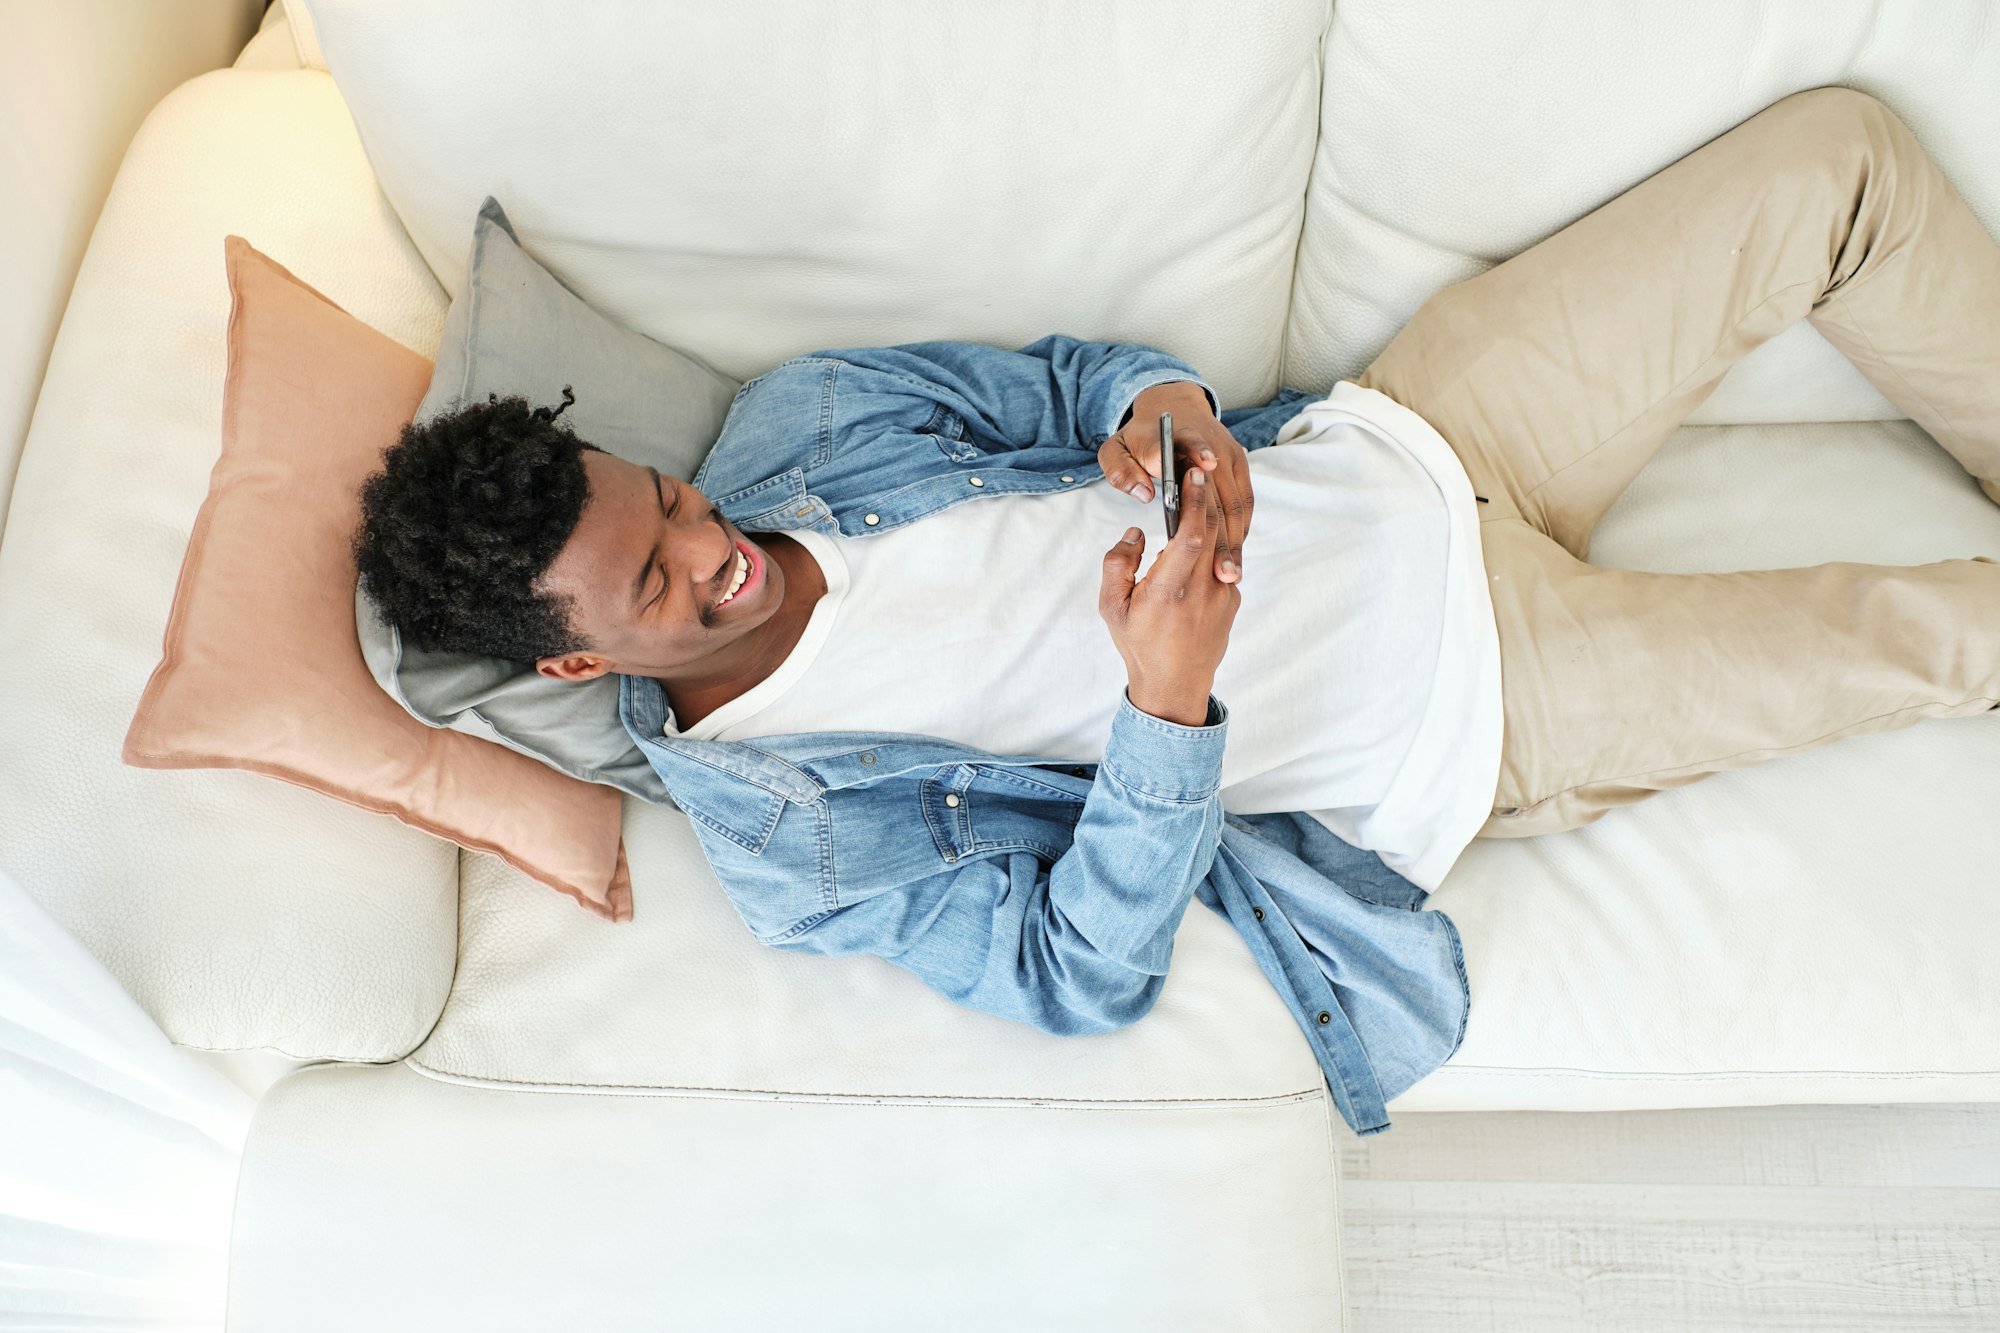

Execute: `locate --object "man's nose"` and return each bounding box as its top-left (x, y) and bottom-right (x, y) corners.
top-left (675, 519), bottom-right (732, 583)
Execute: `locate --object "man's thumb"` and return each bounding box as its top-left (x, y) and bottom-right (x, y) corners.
top-left (1101, 528), bottom-right (1142, 603)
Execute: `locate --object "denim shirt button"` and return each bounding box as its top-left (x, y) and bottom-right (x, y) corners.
top-left (795, 506), bottom-right (811, 517)
top-left (1253, 907), bottom-right (1264, 921)
top-left (1060, 474), bottom-right (1074, 483)
top-left (1317, 1011), bottom-right (1332, 1025)
top-left (944, 793), bottom-right (959, 807)
top-left (968, 476), bottom-right (984, 487)
top-left (944, 853), bottom-right (957, 863)
top-left (860, 752), bottom-right (876, 764)
top-left (864, 513), bottom-right (880, 525)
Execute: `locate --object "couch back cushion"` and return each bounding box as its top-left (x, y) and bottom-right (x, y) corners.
top-left (299, 0), bottom-right (1326, 412)
top-left (1285, 0), bottom-right (2000, 424)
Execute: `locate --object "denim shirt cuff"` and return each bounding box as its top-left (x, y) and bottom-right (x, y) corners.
top-left (1106, 373), bottom-right (1222, 441)
top-left (1100, 688), bottom-right (1229, 802)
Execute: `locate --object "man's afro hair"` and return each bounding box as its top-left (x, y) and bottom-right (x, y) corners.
top-left (352, 387), bottom-right (601, 663)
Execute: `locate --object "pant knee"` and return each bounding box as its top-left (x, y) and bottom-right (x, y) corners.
top-left (1774, 84), bottom-right (1908, 164)
top-left (1788, 83), bottom-right (1883, 117)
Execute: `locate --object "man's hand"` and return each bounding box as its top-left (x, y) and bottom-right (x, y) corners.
top-left (1101, 464), bottom-right (1238, 727)
top-left (1099, 381), bottom-right (1253, 585)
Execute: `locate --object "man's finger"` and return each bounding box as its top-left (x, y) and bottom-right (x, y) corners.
top-left (1214, 452), bottom-right (1252, 583)
top-left (1153, 464), bottom-right (1212, 587)
top-left (1232, 448), bottom-right (1253, 573)
top-left (1100, 526), bottom-right (1143, 616)
top-left (1190, 440), bottom-right (1238, 583)
top-left (1109, 434), bottom-right (1155, 502)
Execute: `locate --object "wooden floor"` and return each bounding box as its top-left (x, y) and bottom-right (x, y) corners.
top-left (1333, 1103), bottom-right (2000, 1331)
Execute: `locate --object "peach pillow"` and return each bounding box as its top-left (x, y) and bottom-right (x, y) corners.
top-left (123, 236), bottom-right (633, 922)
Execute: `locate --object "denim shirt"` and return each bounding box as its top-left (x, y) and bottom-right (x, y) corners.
top-left (616, 335), bottom-right (1469, 1136)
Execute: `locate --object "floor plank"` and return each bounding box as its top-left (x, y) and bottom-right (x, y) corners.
top-left (1338, 1103), bottom-right (2000, 1188)
top-left (1336, 1103), bottom-right (2000, 1330)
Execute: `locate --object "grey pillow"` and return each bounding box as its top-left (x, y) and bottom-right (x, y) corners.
top-left (355, 196), bottom-right (739, 804)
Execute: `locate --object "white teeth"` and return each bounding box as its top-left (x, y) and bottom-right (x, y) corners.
top-left (716, 549), bottom-right (749, 605)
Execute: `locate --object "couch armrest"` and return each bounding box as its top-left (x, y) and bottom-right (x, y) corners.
top-left (0, 0), bottom-right (265, 534)
top-left (0, 67), bottom-right (457, 1061)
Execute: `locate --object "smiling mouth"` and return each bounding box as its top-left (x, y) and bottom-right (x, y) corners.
top-left (713, 538), bottom-right (758, 611)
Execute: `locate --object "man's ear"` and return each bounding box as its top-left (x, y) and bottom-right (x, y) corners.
top-left (536, 653), bottom-right (615, 682)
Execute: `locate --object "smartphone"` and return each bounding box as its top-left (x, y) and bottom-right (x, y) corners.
top-left (1159, 412), bottom-right (1180, 540)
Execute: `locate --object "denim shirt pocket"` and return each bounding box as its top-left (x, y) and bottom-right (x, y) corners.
top-left (920, 402), bottom-right (979, 462)
top-left (929, 764), bottom-right (1086, 862)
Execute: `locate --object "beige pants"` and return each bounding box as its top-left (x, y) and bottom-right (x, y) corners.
top-left (1353, 86), bottom-right (2000, 839)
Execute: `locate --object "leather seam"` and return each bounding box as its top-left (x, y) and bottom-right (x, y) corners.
top-left (401, 1058), bottom-right (1326, 1106)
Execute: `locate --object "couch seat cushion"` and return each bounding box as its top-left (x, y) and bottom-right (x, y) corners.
top-left (411, 798), bottom-right (1327, 1102)
top-left (227, 1061), bottom-right (1347, 1331)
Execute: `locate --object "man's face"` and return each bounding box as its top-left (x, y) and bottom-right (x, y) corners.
top-left (532, 450), bottom-right (784, 682)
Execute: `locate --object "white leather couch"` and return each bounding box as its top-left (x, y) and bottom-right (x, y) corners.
top-left (1, 2), bottom-right (1995, 1328)
top-left (0, 0), bottom-right (266, 531)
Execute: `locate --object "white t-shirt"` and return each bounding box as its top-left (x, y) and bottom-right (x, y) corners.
top-left (665, 380), bottom-right (1504, 892)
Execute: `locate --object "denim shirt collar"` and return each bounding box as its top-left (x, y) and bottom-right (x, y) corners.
top-left (617, 672), bottom-right (821, 854)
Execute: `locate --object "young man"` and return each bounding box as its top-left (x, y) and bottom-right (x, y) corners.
top-left (353, 87), bottom-right (1999, 1137)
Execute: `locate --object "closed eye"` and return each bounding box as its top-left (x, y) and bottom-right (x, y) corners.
top-left (643, 471), bottom-right (682, 609)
